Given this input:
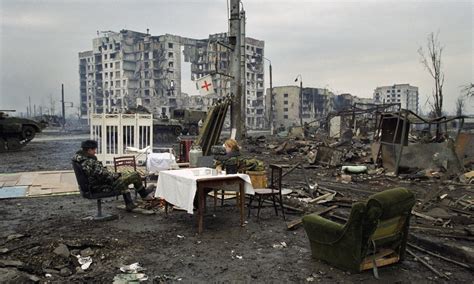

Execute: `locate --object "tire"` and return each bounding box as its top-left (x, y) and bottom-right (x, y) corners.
top-left (174, 126), bottom-right (182, 136)
top-left (22, 125), bottom-right (36, 141)
top-left (0, 138), bottom-right (6, 152)
top-left (6, 137), bottom-right (22, 151)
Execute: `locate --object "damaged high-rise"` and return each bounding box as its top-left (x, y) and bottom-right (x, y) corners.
top-left (79, 30), bottom-right (265, 129)
top-left (79, 30), bottom-right (182, 121)
top-left (373, 84), bottom-right (419, 114)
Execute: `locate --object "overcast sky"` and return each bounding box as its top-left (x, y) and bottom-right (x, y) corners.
top-left (1, 0), bottom-right (472, 116)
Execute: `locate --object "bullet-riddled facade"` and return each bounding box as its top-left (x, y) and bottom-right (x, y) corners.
top-left (79, 30), bottom-right (183, 120)
top-left (80, 30), bottom-right (265, 129)
top-left (183, 33), bottom-right (265, 129)
top-left (269, 86), bottom-right (365, 129)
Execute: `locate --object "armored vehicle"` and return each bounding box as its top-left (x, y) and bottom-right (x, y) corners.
top-left (153, 109), bottom-right (207, 143)
top-left (153, 116), bottom-right (184, 143)
top-left (172, 109), bottom-right (207, 136)
top-left (0, 111), bottom-right (46, 151)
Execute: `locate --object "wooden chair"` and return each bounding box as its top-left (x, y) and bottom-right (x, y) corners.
top-left (114, 155), bottom-right (137, 172)
top-left (247, 164), bottom-right (292, 221)
top-left (72, 161), bottom-right (120, 221)
top-left (302, 187), bottom-right (415, 274)
top-left (113, 155), bottom-right (147, 190)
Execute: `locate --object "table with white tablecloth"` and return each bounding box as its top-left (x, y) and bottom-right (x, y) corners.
top-left (155, 167), bottom-right (255, 233)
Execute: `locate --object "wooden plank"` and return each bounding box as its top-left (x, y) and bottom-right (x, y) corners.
top-left (286, 205), bottom-right (338, 230)
top-left (32, 172), bottom-right (61, 187)
top-left (59, 172), bottom-right (78, 186)
top-left (16, 173), bottom-right (37, 186)
top-left (407, 248), bottom-right (449, 279)
top-left (360, 255), bottom-right (399, 271)
top-left (0, 174), bottom-right (20, 182)
top-left (412, 210), bottom-right (442, 222)
top-left (361, 248), bottom-right (395, 266)
top-left (407, 243), bottom-right (471, 269)
top-left (308, 193), bottom-right (332, 204)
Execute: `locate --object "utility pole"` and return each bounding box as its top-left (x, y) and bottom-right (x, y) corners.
top-left (28, 96), bottom-right (32, 118)
top-left (61, 83), bottom-right (66, 128)
top-left (299, 80), bottom-right (303, 127)
top-left (240, 8), bottom-right (247, 137)
top-left (229, 0), bottom-right (243, 140)
top-left (50, 94), bottom-right (55, 116)
top-left (295, 74), bottom-right (303, 127)
top-left (269, 63), bottom-right (273, 135)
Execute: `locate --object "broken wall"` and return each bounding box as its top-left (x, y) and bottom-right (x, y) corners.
top-left (381, 140), bottom-right (462, 174)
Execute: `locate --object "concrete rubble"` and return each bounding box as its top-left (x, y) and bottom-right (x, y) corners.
top-left (242, 109), bottom-right (474, 280)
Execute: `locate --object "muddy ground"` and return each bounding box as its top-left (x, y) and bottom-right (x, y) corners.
top-left (0, 131), bottom-right (473, 283)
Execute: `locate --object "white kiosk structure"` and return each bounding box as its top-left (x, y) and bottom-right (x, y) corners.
top-left (90, 113), bottom-right (153, 165)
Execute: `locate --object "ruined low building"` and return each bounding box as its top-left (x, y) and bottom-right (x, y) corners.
top-left (269, 86), bottom-right (362, 130)
top-left (268, 86), bottom-right (300, 130)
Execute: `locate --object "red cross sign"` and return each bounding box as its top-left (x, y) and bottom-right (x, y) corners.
top-left (201, 80), bottom-right (212, 91)
top-left (196, 75), bottom-right (215, 95)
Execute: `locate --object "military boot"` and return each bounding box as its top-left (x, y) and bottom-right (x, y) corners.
top-left (137, 185), bottom-right (155, 201)
top-left (122, 192), bottom-right (137, 212)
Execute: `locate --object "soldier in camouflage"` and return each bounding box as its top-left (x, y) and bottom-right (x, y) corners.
top-left (72, 140), bottom-right (154, 211)
top-left (214, 139), bottom-right (241, 174)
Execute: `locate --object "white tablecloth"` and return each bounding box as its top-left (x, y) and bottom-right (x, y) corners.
top-left (155, 167), bottom-right (255, 214)
top-left (146, 153), bottom-right (176, 174)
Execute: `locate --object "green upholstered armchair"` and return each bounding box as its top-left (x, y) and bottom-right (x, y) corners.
top-left (302, 187), bottom-right (415, 273)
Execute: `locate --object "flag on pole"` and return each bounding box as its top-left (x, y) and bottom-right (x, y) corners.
top-left (195, 75), bottom-right (215, 95)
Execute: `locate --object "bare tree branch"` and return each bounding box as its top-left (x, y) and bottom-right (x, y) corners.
top-left (418, 32), bottom-right (444, 117)
top-left (461, 83), bottom-right (474, 97)
top-left (455, 96), bottom-right (465, 116)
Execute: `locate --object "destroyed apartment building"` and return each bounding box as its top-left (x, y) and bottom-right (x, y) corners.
top-left (79, 30), bottom-right (266, 129)
top-left (267, 86), bottom-right (372, 130)
top-left (373, 83), bottom-right (419, 114)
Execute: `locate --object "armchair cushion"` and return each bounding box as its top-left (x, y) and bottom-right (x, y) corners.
top-left (302, 214), bottom-right (344, 244)
top-left (367, 187), bottom-right (415, 220)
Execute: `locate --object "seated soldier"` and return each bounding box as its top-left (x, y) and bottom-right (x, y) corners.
top-left (192, 138), bottom-right (241, 209)
top-left (214, 138), bottom-right (241, 174)
top-left (72, 140), bottom-right (154, 211)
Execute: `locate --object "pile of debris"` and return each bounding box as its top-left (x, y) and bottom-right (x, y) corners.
top-left (241, 108), bottom-right (474, 279)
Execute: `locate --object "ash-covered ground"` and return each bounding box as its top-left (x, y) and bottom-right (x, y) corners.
top-left (0, 131), bottom-right (472, 283)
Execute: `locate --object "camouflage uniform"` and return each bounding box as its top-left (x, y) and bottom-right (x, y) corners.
top-left (72, 150), bottom-right (143, 193)
top-left (214, 150), bottom-right (241, 174)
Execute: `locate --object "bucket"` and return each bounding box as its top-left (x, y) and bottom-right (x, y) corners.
top-left (246, 170), bottom-right (267, 188)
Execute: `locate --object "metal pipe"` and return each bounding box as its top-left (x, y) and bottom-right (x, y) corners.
top-left (269, 63), bottom-right (273, 135)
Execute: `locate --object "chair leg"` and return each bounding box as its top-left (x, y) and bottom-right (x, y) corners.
top-left (248, 195), bottom-right (254, 217)
top-left (213, 189), bottom-right (217, 211)
top-left (278, 195), bottom-right (286, 220)
top-left (257, 195), bottom-right (264, 221)
top-left (221, 190), bottom-right (224, 207)
top-left (271, 194), bottom-right (278, 216)
top-left (97, 199), bottom-right (103, 218)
